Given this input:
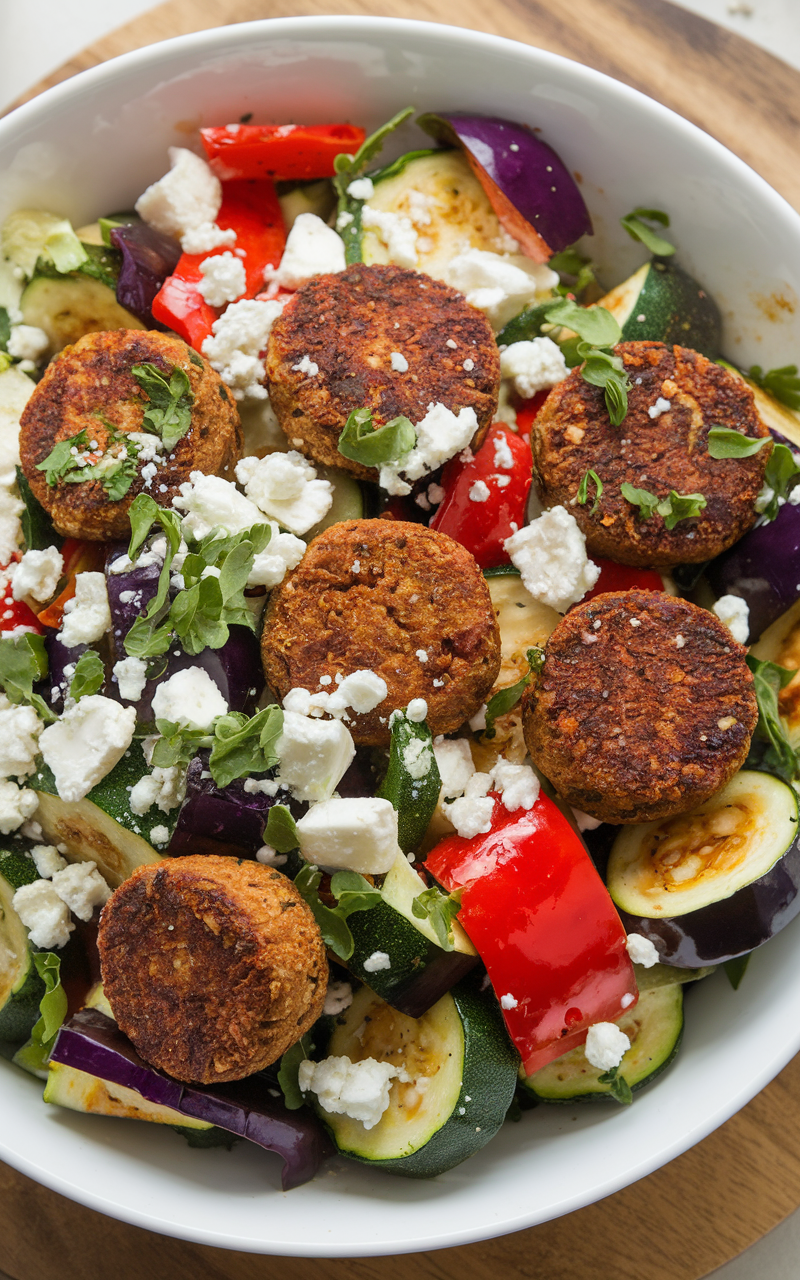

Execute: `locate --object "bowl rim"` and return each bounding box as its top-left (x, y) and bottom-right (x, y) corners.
top-left (2, 12), bottom-right (800, 1257)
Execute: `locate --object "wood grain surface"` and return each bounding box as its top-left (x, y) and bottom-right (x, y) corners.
top-left (3, 2), bottom-right (800, 1278)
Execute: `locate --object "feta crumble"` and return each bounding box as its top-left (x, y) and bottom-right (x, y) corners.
top-left (361, 206), bottom-right (418, 269)
top-left (298, 1055), bottom-right (405, 1130)
top-left (151, 667), bottom-right (227, 731)
top-left (201, 297), bottom-right (285, 400)
top-left (283, 670), bottom-right (388, 721)
top-left (648, 397), bottom-right (672, 420)
top-left (433, 736), bottom-right (475, 798)
top-left (0, 700), bottom-right (42, 778)
top-left (129, 765), bottom-right (186, 816)
top-left (499, 337), bottom-right (568, 398)
top-left (712, 594), bottom-right (749, 646)
top-left (0, 778), bottom-right (38, 832)
top-left (173, 471), bottom-right (263, 538)
top-left (292, 354), bottom-right (319, 377)
top-left (180, 221), bottom-right (237, 254)
top-left (58, 571), bottom-right (111, 647)
top-left (112, 656), bottom-right (149, 703)
top-left (39, 697), bottom-right (136, 803)
top-left (504, 506), bottom-right (600, 613)
top-left (256, 844), bottom-right (287, 867)
top-left (12, 879), bottom-right (74, 949)
top-left (275, 711), bottom-right (355, 802)
top-left (379, 402), bottom-right (478, 496)
top-left (390, 351), bottom-right (409, 373)
top-left (444, 772), bottom-right (494, 839)
top-left (264, 213), bottom-right (346, 289)
top-left (363, 950), bottom-right (391, 972)
top-left (584, 1022), bottom-right (631, 1072)
top-left (30, 844), bottom-right (66, 878)
top-left (50, 860), bottom-right (111, 921)
top-left (7, 325), bottom-right (49, 362)
top-left (401, 735), bottom-right (434, 780)
top-left (236, 451), bottom-right (333, 536)
top-left (469, 480), bottom-right (490, 503)
top-left (444, 248), bottom-right (559, 329)
top-left (346, 177), bottom-right (375, 200)
top-left (324, 981), bottom-right (354, 1016)
top-left (150, 825), bottom-right (170, 846)
top-left (295, 796), bottom-right (400, 874)
top-left (626, 933), bottom-right (660, 968)
top-left (493, 433), bottom-right (514, 470)
top-left (135, 147), bottom-right (221, 241)
top-left (406, 698), bottom-right (428, 723)
top-left (197, 251), bottom-right (246, 307)
top-left (500, 993), bottom-right (518, 1010)
top-left (491, 758), bottom-right (540, 812)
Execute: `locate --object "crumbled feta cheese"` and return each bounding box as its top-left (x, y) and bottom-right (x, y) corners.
top-left (283, 670), bottom-right (387, 721)
top-left (493, 433), bottom-right (514, 470)
top-left (626, 933), bottom-right (660, 968)
top-left (363, 951), bottom-right (391, 974)
top-left (58, 571), bottom-right (111, 647)
top-left (201, 298), bottom-right (285, 400)
top-left (197, 250), bottom-right (246, 307)
top-left (390, 351), bottom-right (409, 373)
top-left (39, 697), bottom-right (136, 803)
top-left (173, 471), bottom-right (263, 539)
top-left (347, 177), bottom-right (375, 201)
top-left (433, 736), bottom-right (475, 798)
top-left (0, 778), bottom-right (38, 832)
top-left (584, 1022), bottom-right (631, 1072)
top-left (401, 736), bottom-right (434, 780)
top-left (235, 451), bottom-right (333, 536)
top-left (0, 481), bottom-right (24, 565)
top-left (361, 206), bottom-right (418, 269)
top-left (135, 147), bottom-right (221, 240)
top-left (336, 211), bottom-right (354, 231)
top-left (572, 808), bottom-right (603, 832)
top-left (149, 825), bottom-right (170, 845)
top-left (468, 704), bottom-right (487, 732)
top-left (247, 524), bottom-right (306, 589)
top-left (491, 758), bottom-right (540, 811)
top-left (298, 1055), bottom-right (404, 1130)
top-left (406, 698), bottom-right (428, 723)
top-left (378, 402), bottom-right (478, 496)
top-left (0, 701), bottom-right (42, 778)
top-left (12, 879), bottom-right (73, 949)
top-left (151, 668), bottom-right (227, 731)
top-left (129, 765), bottom-right (186, 816)
top-left (180, 221), bottom-right (236, 254)
top-left (427, 482), bottom-right (445, 505)
top-left (500, 993), bottom-right (518, 1010)
top-left (712, 594), bottom-right (749, 646)
top-left (324, 981), bottom-right (353, 1016)
top-left (444, 248), bottom-right (559, 329)
top-left (648, 397), bottom-right (672, 420)
top-left (50, 860), bottom-right (111, 921)
top-left (292, 354), bottom-right (319, 377)
top-left (255, 844), bottom-right (287, 867)
top-left (30, 844), bottom-right (67, 878)
top-left (469, 480), bottom-right (490, 503)
top-left (276, 711), bottom-right (355, 802)
top-left (113, 656), bottom-right (148, 703)
top-left (499, 337), bottom-right (568, 398)
top-left (264, 213), bottom-right (346, 289)
top-left (505, 506), bottom-right (600, 613)
top-left (445, 772), bottom-right (494, 839)
top-left (295, 796), bottom-right (400, 874)
top-left (7, 324), bottom-right (49, 362)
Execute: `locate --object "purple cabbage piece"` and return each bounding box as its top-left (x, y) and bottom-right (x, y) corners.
top-left (168, 751), bottom-right (280, 857)
top-left (706, 499), bottom-right (800, 642)
top-left (110, 223), bottom-right (182, 328)
top-left (44, 632), bottom-right (90, 714)
top-left (51, 1008), bottom-right (332, 1190)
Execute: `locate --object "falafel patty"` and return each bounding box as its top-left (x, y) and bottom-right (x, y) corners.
top-left (261, 519), bottom-right (501, 746)
top-left (522, 590), bottom-right (757, 824)
top-left (265, 263), bottom-right (500, 482)
top-left (532, 342), bottom-right (769, 567)
top-left (19, 329), bottom-right (242, 540)
top-left (97, 855), bottom-right (327, 1085)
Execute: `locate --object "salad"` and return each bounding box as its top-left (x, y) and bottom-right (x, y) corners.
top-left (0, 102), bottom-right (799, 1193)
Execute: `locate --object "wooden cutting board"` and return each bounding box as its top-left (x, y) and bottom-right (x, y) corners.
top-left (4, 3), bottom-right (800, 1278)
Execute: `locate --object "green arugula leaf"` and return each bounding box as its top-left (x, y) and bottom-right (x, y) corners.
top-left (544, 299), bottom-right (622, 348)
top-left (265, 804), bottom-right (300, 854)
top-left (620, 482), bottom-right (661, 520)
top-left (620, 484), bottom-right (706, 528)
top-left (758, 442), bottom-right (800, 522)
top-left (620, 207), bottom-right (675, 257)
top-left (15, 466), bottom-right (60, 552)
top-left (330, 870), bottom-right (382, 916)
top-left (597, 1064), bottom-right (633, 1105)
top-left (68, 649), bottom-right (105, 702)
top-left (12, 952), bottom-right (67, 1076)
top-left (411, 886), bottom-right (461, 951)
top-left (277, 1035), bottom-right (313, 1110)
top-left (131, 362), bottom-right (195, 452)
top-left (376, 710), bottom-right (440, 853)
top-left (548, 245), bottom-right (597, 298)
top-left (707, 426), bottom-right (772, 459)
top-left (292, 864), bottom-right (382, 962)
top-left (151, 719), bottom-right (211, 769)
top-left (35, 430), bottom-right (92, 486)
top-left (0, 632), bottom-right (55, 722)
top-left (746, 655), bottom-right (799, 782)
top-left (208, 705), bottom-right (284, 789)
top-left (576, 468), bottom-right (603, 515)
top-left (332, 106), bottom-right (415, 192)
top-left (337, 406), bottom-right (416, 468)
top-left (724, 953), bottom-right (751, 990)
top-left (483, 647), bottom-right (545, 739)
top-left (748, 363), bottom-right (800, 411)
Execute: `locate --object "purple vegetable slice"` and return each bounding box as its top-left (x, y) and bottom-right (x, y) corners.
top-left (168, 752), bottom-right (280, 857)
top-left (110, 223), bottom-right (182, 328)
top-left (705, 499), bottom-right (800, 642)
top-left (607, 770), bottom-right (800, 966)
top-left (51, 1008), bottom-right (332, 1189)
top-left (416, 112), bottom-right (592, 261)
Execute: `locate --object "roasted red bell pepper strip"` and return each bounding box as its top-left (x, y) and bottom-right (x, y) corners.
top-left (200, 123), bottom-right (367, 181)
top-left (151, 179), bottom-right (286, 349)
top-left (426, 792), bottom-right (637, 1075)
top-left (584, 558), bottom-right (666, 601)
top-left (430, 423), bottom-right (532, 569)
top-left (513, 389), bottom-right (550, 440)
top-left (0, 555), bottom-right (43, 636)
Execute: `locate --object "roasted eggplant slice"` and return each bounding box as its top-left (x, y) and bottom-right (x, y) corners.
top-left (607, 770), bottom-right (800, 966)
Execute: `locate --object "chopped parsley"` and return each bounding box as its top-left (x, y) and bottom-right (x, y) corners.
top-left (620, 482), bottom-right (706, 529)
top-left (35, 421), bottom-right (140, 501)
top-left (338, 406), bottom-right (416, 468)
top-left (411, 886), bottom-right (462, 951)
top-left (293, 864), bottom-right (382, 962)
top-left (544, 298), bottom-right (629, 426)
top-left (131, 362), bottom-right (195, 452)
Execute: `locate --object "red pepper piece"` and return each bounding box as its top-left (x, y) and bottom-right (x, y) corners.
top-left (426, 793), bottom-right (637, 1075)
top-left (584, 558), bottom-right (666, 601)
top-left (430, 423), bottom-right (532, 569)
top-left (513, 389), bottom-right (550, 440)
top-left (151, 179), bottom-right (287, 350)
top-left (200, 123), bottom-right (367, 181)
top-left (0, 555), bottom-right (43, 636)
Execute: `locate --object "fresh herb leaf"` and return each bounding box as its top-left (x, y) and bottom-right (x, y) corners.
top-left (376, 710), bottom-right (440, 853)
top-left (15, 466), bottom-right (60, 551)
top-left (748, 363), bottom-right (800, 411)
top-left (151, 719), bottom-right (211, 769)
top-left (131, 362), bottom-right (195, 452)
top-left (597, 1064), bottom-right (633, 1105)
top-left (337, 406), bottom-right (416, 468)
top-left (0, 307), bottom-right (10, 352)
top-left (332, 106), bottom-right (414, 194)
top-left (12, 952), bottom-right (67, 1076)
top-left (483, 647), bottom-right (545, 739)
top-left (35, 423), bottom-right (140, 501)
top-left (208, 705), bottom-right (283, 789)
top-left (620, 482), bottom-right (661, 520)
top-left (411, 886), bottom-right (461, 951)
top-left (577, 343), bottom-right (630, 427)
top-left (292, 864), bottom-right (380, 962)
top-left (746, 655), bottom-right (799, 782)
top-left (576, 468), bottom-right (603, 515)
top-left (495, 301), bottom-right (552, 348)
top-left (123, 496), bottom-right (182, 659)
top-left (757, 442), bottom-right (800, 522)
top-left (0, 632), bottom-right (55, 722)
top-left (277, 1035), bottom-right (313, 1110)
top-left (68, 650), bottom-right (104, 701)
top-left (620, 207), bottom-right (675, 257)
top-left (544, 301), bottom-right (628, 425)
top-left (724, 953), bottom-right (751, 990)
top-left (35, 430), bottom-right (91, 486)
top-left (620, 483), bottom-right (706, 528)
top-left (330, 869), bottom-right (382, 916)
top-left (548, 245), bottom-right (597, 298)
top-left (265, 804), bottom-right (300, 854)
top-left (707, 426), bottom-right (772, 459)
top-left (544, 299), bottom-right (621, 348)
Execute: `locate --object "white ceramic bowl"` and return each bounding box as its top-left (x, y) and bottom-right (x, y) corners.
top-left (2, 15), bottom-right (800, 1258)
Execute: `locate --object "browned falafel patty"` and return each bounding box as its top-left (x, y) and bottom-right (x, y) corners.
top-left (265, 263), bottom-right (500, 482)
top-left (261, 519), bottom-right (501, 746)
top-left (532, 342), bottom-right (769, 567)
top-left (19, 329), bottom-right (243, 540)
top-left (522, 590), bottom-right (757, 825)
top-left (97, 855), bottom-right (328, 1085)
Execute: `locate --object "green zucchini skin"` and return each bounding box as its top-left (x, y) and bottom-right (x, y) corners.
top-left (0, 868), bottom-right (45, 1043)
top-left (376, 712), bottom-right (441, 854)
top-left (599, 259), bottom-right (721, 357)
top-left (20, 266), bottom-right (145, 353)
top-left (317, 969), bottom-right (518, 1178)
top-left (520, 984), bottom-right (684, 1102)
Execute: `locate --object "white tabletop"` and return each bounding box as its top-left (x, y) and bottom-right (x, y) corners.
top-left (1, 2), bottom-right (800, 1277)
